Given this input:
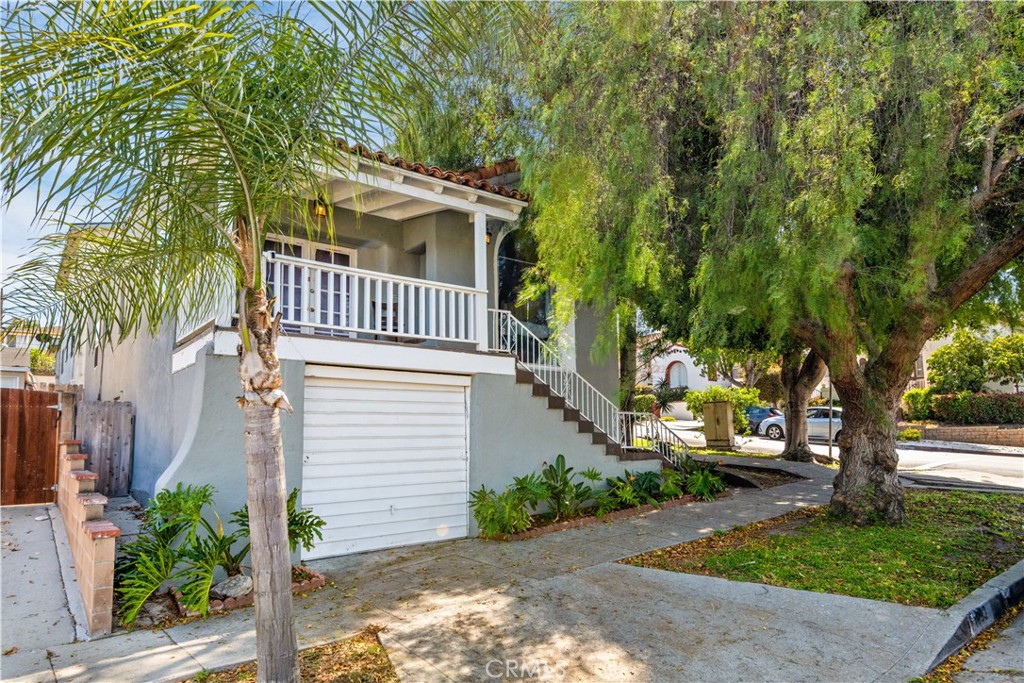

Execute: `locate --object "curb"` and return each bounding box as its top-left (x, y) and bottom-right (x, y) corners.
top-left (898, 442), bottom-right (1024, 457)
top-left (927, 559), bottom-right (1024, 671)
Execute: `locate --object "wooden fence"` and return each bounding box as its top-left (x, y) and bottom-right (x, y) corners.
top-left (0, 388), bottom-right (60, 505)
top-left (75, 401), bottom-right (134, 497)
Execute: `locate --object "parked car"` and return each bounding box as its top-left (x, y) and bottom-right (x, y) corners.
top-left (744, 406), bottom-right (784, 434)
top-left (758, 407), bottom-right (843, 443)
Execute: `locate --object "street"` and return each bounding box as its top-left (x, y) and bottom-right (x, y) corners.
top-left (664, 421), bottom-right (1024, 491)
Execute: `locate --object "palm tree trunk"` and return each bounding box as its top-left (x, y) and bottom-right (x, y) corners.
top-left (238, 284), bottom-right (300, 683)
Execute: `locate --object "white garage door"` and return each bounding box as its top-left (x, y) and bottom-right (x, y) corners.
top-left (302, 366), bottom-right (470, 559)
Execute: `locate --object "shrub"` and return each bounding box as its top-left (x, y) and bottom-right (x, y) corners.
top-left (930, 392), bottom-right (1024, 425)
top-left (897, 428), bottom-right (923, 441)
top-left (29, 348), bottom-right (55, 374)
top-left (686, 467), bottom-right (726, 501)
top-left (928, 330), bottom-right (989, 393)
top-left (987, 334), bottom-right (1024, 392)
top-left (540, 454), bottom-right (601, 521)
top-left (901, 388), bottom-right (935, 421)
top-left (754, 369), bottom-right (784, 406)
top-left (632, 393), bottom-right (657, 414)
top-left (683, 386), bottom-right (763, 434)
top-left (117, 484), bottom-right (324, 625)
top-left (469, 486), bottom-right (532, 538)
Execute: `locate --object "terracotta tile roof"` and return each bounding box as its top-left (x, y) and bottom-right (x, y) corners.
top-left (338, 143), bottom-right (526, 202)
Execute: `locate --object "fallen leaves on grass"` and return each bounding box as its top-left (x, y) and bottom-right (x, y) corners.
top-left (188, 625), bottom-right (398, 683)
top-left (621, 491), bottom-right (1024, 609)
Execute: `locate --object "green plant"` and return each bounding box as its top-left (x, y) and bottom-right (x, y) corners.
top-left (902, 388), bottom-right (935, 421)
top-left (231, 488), bottom-right (327, 554)
top-left (116, 535), bottom-right (183, 626)
top-left (930, 392), bottom-right (1024, 425)
top-left (987, 334), bottom-right (1024, 393)
top-left (469, 486), bottom-right (532, 537)
top-left (632, 393), bottom-right (657, 414)
top-left (659, 468), bottom-right (684, 499)
top-left (686, 468), bottom-right (726, 501)
top-left (897, 428), bottom-right (923, 441)
top-left (682, 386), bottom-right (763, 434)
top-left (661, 416), bottom-right (676, 422)
top-left (928, 330), bottom-right (990, 393)
top-left (29, 348), bottom-right (55, 374)
top-left (511, 472), bottom-right (550, 512)
top-left (540, 454), bottom-right (596, 521)
top-left (753, 368), bottom-right (785, 406)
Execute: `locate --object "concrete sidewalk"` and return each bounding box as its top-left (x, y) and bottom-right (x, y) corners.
top-left (0, 460), bottom-right (985, 682)
top-left (1, 505), bottom-right (78, 679)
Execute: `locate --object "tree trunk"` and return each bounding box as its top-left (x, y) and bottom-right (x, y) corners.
top-left (619, 315), bottom-right (638, 410)
top-left (829, 380), bottom-right (905, 525)
top-left (237, 285), bottom-right (300, 683)
top-left (779, 349), bottom-right (826, 462)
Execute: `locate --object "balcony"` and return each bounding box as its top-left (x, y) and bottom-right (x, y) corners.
top-left (263, 251), bottom-right (486, 347)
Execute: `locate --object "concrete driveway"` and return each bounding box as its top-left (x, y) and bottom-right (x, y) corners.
top-left (2, 461), bottom-right (964, 682)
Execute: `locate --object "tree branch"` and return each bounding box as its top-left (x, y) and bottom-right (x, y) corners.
top-left (971, 103), bottom-right (1024, 211)
top-left (941, 223), bottom-right (1024, 313)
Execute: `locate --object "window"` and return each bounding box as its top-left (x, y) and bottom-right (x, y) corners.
top-left (666, 362), bottom-right (688, 389)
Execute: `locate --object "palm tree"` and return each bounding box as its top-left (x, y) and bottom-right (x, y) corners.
top-left (2, 3), bottom-right (505, 680)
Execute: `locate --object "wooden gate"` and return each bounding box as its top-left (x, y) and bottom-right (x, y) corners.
top-left (1, 388), bottom-right (60, 505)
top-left (76, 401), bottom-right (134, 497)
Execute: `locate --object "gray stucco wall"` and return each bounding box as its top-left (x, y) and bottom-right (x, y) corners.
top-left (468, 372), bottom-right (659, 536)
top-left (145, 352), bottom-right (305, 526)
top-left (81, 323), bottom-right (177, 501)
top-left (572, 306), bottom-right (620, 403)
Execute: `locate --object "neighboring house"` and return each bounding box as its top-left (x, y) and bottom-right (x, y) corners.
top-left (62, 150), bottom-right (662, 560)
top-left (637, 335), bottom-right (731, 419)
top-left (1, 325), bottom-right (60, 388)
top-left (0, 347), bottom-right (34, 389)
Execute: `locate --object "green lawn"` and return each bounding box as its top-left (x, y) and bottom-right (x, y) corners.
top-left (622, 490), bottom-right (1024, 608)
top-left (689, 448), bottom-right (779, 460)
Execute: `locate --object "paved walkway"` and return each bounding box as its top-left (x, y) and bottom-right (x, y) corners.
top-left (0, 461), bottom-right (975, 682)
top-left (1, 505), bottom-right (78, 662)
top-left (954, 611), bottom-right (1024, 683)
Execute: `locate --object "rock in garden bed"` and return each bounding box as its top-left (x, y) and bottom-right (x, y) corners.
top-left (174, 565), bottom-right (326, 617)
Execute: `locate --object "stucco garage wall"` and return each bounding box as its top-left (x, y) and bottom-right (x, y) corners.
top-left (571, 307), bottom-right (620, 403)
top-left (468, 372), bottom-right (660, 536)
top-left (147, 353), bottom-right (305, 527)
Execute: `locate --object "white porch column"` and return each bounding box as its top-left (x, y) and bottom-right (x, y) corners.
top-left (473, 211), bottom-right (488, 351)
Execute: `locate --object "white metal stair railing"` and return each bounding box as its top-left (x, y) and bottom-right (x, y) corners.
top-left (489, 309), bottom-right (621, 443)
top-left (618, 411), bottom-right (694, 471)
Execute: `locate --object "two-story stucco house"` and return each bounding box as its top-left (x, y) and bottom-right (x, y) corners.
top-left (57, 150), bottom-right (668, 560)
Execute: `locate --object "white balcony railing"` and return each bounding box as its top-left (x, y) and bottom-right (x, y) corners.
top-left (264, 251), bottom-right (484, 344)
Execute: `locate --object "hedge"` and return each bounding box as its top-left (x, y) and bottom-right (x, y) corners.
top-left (929, 392), bottom-right (1024, 426)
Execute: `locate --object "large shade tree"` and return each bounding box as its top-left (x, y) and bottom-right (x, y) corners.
top-left (2, 2), bottom-right (498, 680)
top-left (691, 2), bottom-right (1023, 523)
top-left (524, 3), bottom-right (1022, 523)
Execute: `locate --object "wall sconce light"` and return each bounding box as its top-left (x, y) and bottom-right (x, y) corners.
top-left (312, 197), bottom-right (328, 218)
top-left (486, 228), bottom-right (492, 245)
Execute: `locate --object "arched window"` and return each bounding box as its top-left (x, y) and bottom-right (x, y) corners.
top-left (667, 362), bottom-right (688, 389)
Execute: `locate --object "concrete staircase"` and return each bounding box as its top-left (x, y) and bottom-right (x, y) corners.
top-left (514, 365), bottom-right (659, 464)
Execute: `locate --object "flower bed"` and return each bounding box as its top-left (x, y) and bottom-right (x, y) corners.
top-left (174, 565), bottom-right (325, 617)
top-left (492, 493), bottom-right (708, 541)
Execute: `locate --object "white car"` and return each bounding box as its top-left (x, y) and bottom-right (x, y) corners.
top-left (758, 407), bottom-right (843, 443)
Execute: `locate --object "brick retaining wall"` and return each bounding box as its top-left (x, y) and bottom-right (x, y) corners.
top-left (56, 439), bottom-right (121, 637)
top-left (907, 425), bottom-right (1024, 447)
